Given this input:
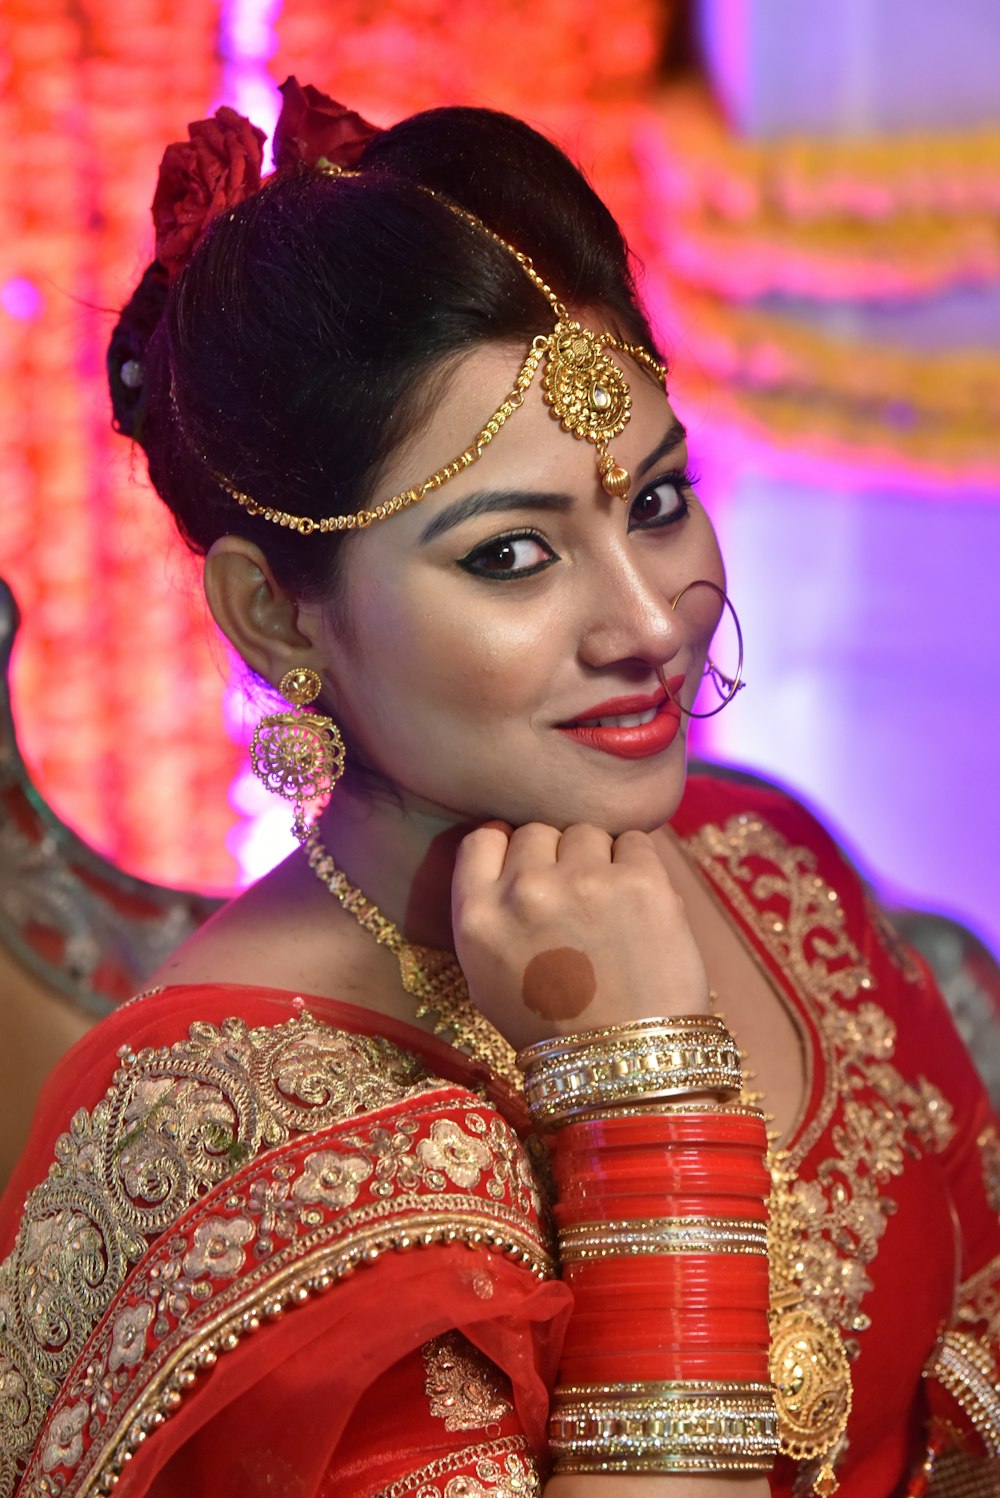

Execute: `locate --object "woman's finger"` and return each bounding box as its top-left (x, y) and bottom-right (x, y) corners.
top-left (454, 821), bottom-right (513, 890)
top-left (555, 823), bottom-right (614, 865)
top-left (499, 822), bottom-right (562, 875)
top-left (611, 828), bottom-right (665, 868)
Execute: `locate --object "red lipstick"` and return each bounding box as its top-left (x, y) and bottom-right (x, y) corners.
top-left (557, 677), bottom-right (686, 760)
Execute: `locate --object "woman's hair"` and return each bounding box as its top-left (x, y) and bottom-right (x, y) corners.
top-left (108, 106), bottom-right (658, 599)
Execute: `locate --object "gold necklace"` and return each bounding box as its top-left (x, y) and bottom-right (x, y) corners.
top-left (302, 826), bottom-right (522, 1090)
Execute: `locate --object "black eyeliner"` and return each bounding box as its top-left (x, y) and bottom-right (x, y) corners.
top-left (456, 528), bottom-right (559, 581)
top-left (628, 466), bottom-right (699, 529)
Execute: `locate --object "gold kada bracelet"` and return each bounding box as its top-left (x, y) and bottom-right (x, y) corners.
top-left (550, 1381), bottom-right (780, 1473)
top-left (518, 1015), bottom-right (743, 1126)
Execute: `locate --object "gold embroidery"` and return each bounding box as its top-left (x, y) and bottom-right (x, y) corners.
top-left (418, 1120), bottom-right (495, 1190)
top-left (926, 1330), bottom-right (1000, 1458)
top-left (18, 1098), bottom-right (553, 1497)
top-left (423, 1332), bottom-right (514, 1432)
top-left (370, 1436), bottom-right (540, 1497)
top-left (955, 1252), bottom-right (1000, 1343)
top-left (685, 814), bottom-right (955, 1342)
top-left (684, 812), bottom-right (956, 1488)
top-left (0, 1013), bottom-right (434, 1498)
top-left (978, 1125), bottom-right (1000, 1218)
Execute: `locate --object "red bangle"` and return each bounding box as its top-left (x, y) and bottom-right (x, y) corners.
top-left (558, 1347), bottom-right (771, 1384)
top-left (559, 1109), bottom-right (769, 1152)
top-left (543, 1102), bottom-right (773, 1426)
top-left (554, 1139), bottom-right (770, 1187)
top-left (565, 1259), bottom-right (769, 1298)
top-left (554, 1192), bottom-right (769, 1228)
top-left (564, 1308), bottom-right (768, 1345)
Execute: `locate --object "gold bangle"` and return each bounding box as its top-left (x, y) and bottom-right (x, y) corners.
top-left (518, 1016), bottom-right (743, 1125)
top-left (926, 1329), bottom-right (1000, 1458)
top-left (550, 1380), bottom-right (779, 1473)
top-left (553, 1099), bottom-right (765, 1126)
top-left (559, 1214), bottom-right (768, 1262)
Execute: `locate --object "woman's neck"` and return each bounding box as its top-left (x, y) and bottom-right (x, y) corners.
top-left (313, 780), bottom-right (474, 952)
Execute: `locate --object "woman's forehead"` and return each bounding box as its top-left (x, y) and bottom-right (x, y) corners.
top-left (369, 338), bottom-right (682, 542)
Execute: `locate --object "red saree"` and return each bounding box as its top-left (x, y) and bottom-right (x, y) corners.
top-left (1, 775), bottom-right (998, 1496)
top-left (0, 990), bottom-right (570, 1496)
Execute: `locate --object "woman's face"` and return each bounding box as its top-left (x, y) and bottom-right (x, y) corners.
top-left (313, 334), bottom-right (725, 835)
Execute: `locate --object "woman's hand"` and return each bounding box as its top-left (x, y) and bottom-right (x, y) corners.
top-left (451, 821), bottom-right (709, 1049)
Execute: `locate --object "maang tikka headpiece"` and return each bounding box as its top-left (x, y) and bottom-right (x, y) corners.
top-left (154, 79), bottom-right (669, 536)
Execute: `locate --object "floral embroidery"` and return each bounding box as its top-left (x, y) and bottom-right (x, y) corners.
top-left (108, 1303), bottom-right (153, 1372)
top-left (371, 1436), bottom-right (540, 1497)
top-left (292, 1149), bottom-right (374, 1208)
top-left (17, 1094), bottom-right (553, 1498)
top-left (684, 814), bottom-right (956, 1350)
top-left (418, 1119), bottom-right (494, 1190)
top-left (0, 1012), bottom-right (434, 1498)
top-left (40, 1402), bottom-right (87, 1472)
top-left (423, 1332), bottom-right (514, 1431)
top-left (183, 1216), bottom-right (255, 1278)
top-left (955, 1252), bottom-right (1000, 1344)
top-left (978, 1125), bottom-right (1000, 1218)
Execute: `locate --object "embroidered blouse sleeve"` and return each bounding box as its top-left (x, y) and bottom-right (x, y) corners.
top-left (868, 911), bottom-right (1000, 1489)
top-left (920, 1025), bottom-right (1000, 1483)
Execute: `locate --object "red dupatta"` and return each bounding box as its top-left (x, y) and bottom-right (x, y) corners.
top-left (0, 986), bottom-right (571, 1497)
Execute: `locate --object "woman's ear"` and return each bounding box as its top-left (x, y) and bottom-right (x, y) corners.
top-left (203, 536), bottom-right (323, 689)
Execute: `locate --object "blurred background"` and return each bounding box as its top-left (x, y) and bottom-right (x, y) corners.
top-left (1, 0), bottom-right (998, 954)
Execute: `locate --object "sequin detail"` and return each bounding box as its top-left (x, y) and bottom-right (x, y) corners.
top-left (423, 1332), bottom-right (514, 1432)
top-left (0, 1013), bottom-right (436, 1496)
top-left (370, 1436), bottom-right (540, 1496)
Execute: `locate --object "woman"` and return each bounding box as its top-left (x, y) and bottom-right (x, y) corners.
top-left (0, 78), bottom-right (996, 1498)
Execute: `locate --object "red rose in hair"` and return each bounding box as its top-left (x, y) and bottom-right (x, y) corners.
top-left (152, 107), bottom-right (266, 282)
top-left (274, 76), bottom-right (382, 173)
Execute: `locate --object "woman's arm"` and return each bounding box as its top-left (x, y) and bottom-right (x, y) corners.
top-left (453, 823), bottom-right (777, 1492)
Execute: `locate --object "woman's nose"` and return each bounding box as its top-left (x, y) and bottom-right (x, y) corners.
top-left (577, 551), bottom-right (683, 671)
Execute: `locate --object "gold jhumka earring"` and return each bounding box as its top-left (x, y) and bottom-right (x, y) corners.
top-left (249, 667), bottom-right (346, 839)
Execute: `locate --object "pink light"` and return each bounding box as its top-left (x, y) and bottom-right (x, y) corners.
top-left (2, 277), bottom-right (44, 320)
top-left (217, 0), bottom-right (282, 167)
top-left (217, 0), bottom-right (285, 882)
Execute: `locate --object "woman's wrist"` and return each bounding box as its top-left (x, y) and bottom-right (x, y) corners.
top-left (518, 1015), bottom-right (743, 1126)
top-left (521, 1036), bottom-right (777, 1479)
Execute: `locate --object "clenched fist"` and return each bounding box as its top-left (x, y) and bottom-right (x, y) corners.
top-left (452, 821), bottom-right (709, 1050)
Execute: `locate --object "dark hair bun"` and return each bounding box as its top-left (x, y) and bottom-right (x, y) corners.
top-left (107, 261), bottom-right (169, 441)
top-left (109, 106), bottom-right (658, 599)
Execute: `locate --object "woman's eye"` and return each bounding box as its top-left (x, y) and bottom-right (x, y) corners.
top-left (629, 472), bottom-right (694, 529)
top-left (459, 533), bottom-right (558, 579)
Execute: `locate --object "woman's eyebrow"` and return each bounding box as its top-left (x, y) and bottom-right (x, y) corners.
top-left (635, 418), bottom-right (688, 483)
top-left (416, 418), bottom-right (688, 545)
top-left (418, 489), bottom-right (573, 545)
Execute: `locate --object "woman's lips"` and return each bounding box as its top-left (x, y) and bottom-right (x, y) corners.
top-left (556, 677), bottom-right (686, 761)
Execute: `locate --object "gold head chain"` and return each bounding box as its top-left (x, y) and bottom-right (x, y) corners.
top-left (170, 167), bottom-right (668, 535)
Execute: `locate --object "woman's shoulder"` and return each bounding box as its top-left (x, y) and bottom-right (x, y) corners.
top-left (677, 761), bottom-right (857, 863)
top-left (674, 763), bottom-right (882, 943)
top-left (0, 980), bottom-right (496, 1253)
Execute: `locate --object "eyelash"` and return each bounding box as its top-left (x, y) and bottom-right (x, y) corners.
top-left (457, 467), bottom-right (699, 582)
